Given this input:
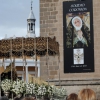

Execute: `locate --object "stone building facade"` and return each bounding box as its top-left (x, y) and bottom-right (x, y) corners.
top-left (40, 0), bottom-right (100, 98)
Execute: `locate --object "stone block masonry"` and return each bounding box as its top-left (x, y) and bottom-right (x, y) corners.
top-left (40, 0), bottom-right (100, 96)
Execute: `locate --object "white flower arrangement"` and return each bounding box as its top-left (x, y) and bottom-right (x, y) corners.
top-left (37, 84), bottom-right (47, 96)
top-left (26, 83), bottom-right (34, 94)
top-left (1, 79), bottom-right (12, 92)
top-left (26, 83), bottom-right (39, 95)
top-left (47, 85), bottom-right (53, 96)
top-left (52, 85), bottom-right (67, 98)
top-left (26, 83), bottom-right (53, 97)
top-left (37, 84), bottom-right (53, 96)
top-left (1, 79), bottom-right (67, 98)
top-left (59, 87), bottom-right (67, 96)
top-left (12, 79), bottom-right (26, 95)
top-left (51, 85), bottom-right (58, 96)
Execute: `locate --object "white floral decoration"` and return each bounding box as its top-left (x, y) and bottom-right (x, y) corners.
top-left (52, 85), bottom-right (67, 98)
top-left (1, 79), bottom-right (67, 98)
top-left (1, 79), bottom-right (12, 92)
top-left (26, 83), bottom-right (39, 95)
top-left (12, 79), bottom-right (26, 95)
top-left (37, 84), bottom-right (53, 96)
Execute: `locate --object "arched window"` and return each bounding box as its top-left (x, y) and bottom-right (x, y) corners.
top-left (29, 23), bottom-right (30, 30)
top-left (31, 23), bottom-right (33, 30)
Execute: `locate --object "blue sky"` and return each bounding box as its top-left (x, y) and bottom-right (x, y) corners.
top-left (0, 0), bottom-right (39, 39)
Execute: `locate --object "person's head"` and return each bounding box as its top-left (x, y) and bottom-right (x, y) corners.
top-left (0, 96), bottom-right (9, 100)
top-left (78, 88), bottom-right (96, 100)
top-left (31, 94), bottom-right (36, 100)
top-left (14, 97), bottom-right (21, 100)
top-left (31, 96), bottom-right (36, 100)
top-left (43, 95), bottom-right (50, 100)
top-left (44, 98), bottom-right (50, 100)
top-left (22, 97), bottom-right (36, 100)
top-left (67, 93), bottom-right (78, 100)
top-left (72, 16), bottom-right (82, 31)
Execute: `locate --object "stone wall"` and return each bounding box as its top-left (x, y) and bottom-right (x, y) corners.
top-left (40, 0), bottom-right (100, 97)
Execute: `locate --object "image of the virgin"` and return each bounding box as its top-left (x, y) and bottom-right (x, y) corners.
top-left (72, 16), bottom-right (88, 47)
top-left (66, 15), bottom-right (91, 48)
top-left (72, 16), bottom-right (82, 31)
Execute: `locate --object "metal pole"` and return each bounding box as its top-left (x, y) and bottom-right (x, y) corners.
top-left (3, 58), bottom-right (6, 69)
top-left (22, 38), bottom-right (25, 81)
top-left (35, 56), bottom-right (37, 78)
top-left (10, 39), bottom-right (12, 82)
top-left (13, 57), bottom-right (15, 70)
top-left (0, 59), bottom-right (3, 97)
top-left (34, 35), bottom-right (37, 78)
top-left (24, 57), bottom-right (27, 83)
top-left (0, 59), bottom-right (4, 97)
top-left (0, 73), bottom-right (1, 97)
top-left (58, 55), bottom-right (61, 87)
top-left (46, 35), bottom-right (49, 85)
top-left (24, 56), bottom-right (28, 97)
top-left (10, 38), bottom-right (13, 99)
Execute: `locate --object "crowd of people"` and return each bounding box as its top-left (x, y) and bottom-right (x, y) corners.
top-left (66, 88), bottom-right (96, 100)
top-left (0, 88), bottom-right (96, 100)
top-left (0, 96), bottom-right (36, 100)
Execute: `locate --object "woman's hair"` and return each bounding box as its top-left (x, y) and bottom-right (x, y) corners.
top-left (14, 97), bottom-right (21, 100)
top-left (22, 97), bottom-right (35, 100)
top-left (67, 93), bottom-right (78, 100)
top-left (78, 88), bottom-right (96, 100)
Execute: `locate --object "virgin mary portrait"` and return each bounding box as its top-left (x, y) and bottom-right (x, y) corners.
top-left (66, 15), bottom-right (91, 48)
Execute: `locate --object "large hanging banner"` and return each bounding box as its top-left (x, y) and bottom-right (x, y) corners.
top-left (63, 0), bottom-right (94, 73)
